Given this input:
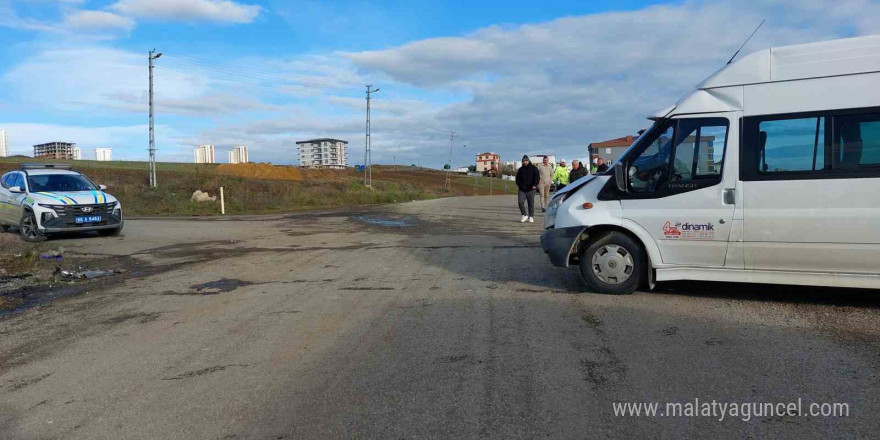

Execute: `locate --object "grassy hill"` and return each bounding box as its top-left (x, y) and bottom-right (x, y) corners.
top-left (0, 158), bottom-right (516, 216)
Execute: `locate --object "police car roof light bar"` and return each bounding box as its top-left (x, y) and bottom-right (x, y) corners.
top-left (20, 163), bottom-right (73, 170)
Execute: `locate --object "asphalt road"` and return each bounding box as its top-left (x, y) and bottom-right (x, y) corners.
top-left (1, 196), bottom-right (879, 439)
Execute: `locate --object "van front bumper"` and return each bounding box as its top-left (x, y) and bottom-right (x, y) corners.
top-left (540, 226), bottom-right (586, 268)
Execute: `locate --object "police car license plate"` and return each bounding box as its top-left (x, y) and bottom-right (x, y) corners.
top-left (75, 216), bottom-right (102, 224)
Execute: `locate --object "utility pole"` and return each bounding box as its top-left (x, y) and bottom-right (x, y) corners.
top-left (364, 84), bottom-right (379, 187)
top-left (445, 131), bottom-right (457, 191)
top-left (148, 49), bottom-right (162, 188)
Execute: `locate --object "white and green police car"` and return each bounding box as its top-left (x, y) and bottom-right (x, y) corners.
top-left (0, 164), bottom-right (123, 242)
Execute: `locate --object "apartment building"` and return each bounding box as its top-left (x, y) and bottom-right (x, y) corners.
top-left (95, 148), bottom-right (112, 161)
top-left (0, 130), bottom-right (7, 157)
top-left (194, 144), bottom-right (216, 164)
top-left (34, 142), bottom-right (79, 160)
top-left (296, 138), bottom-right (348, 169)
top-left (229, 146), bottom-right (249, 164)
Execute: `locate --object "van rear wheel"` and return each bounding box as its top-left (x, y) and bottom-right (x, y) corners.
top-left (579, 231), bottom-right (645, 295)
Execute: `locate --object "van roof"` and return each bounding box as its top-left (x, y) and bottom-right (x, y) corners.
top-left (699, 34), bottom-right (880, 89)
top-left (654, 35), bottom-right (880, 119)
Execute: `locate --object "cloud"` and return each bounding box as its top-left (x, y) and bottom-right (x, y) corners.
top-left (62, 10), bottom-right (135, 32)
top-left (341, 0), bottom-right (880, 166)
top-left (110, 0), bottom-right (261, 23)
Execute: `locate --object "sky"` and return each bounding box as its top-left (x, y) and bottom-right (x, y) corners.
top-left (0, 0), bottom-right (877, 168)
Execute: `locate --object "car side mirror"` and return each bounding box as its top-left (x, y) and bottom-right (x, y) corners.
top-left (99, 185), bottom-right (107, 190)
top-left (8, 186), bottom-right (23, 194)
top-left (614, 162), bottom-right (628, 193)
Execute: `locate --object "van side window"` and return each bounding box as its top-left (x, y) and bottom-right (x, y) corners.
top-left (742, 107), bottom-right (880, 181)
top-left (628, 118), bottom-right (728, 195)
top-left (834, 114), bottom-right (880, 170)
top-left (758, 117), bottom-right (825, 173)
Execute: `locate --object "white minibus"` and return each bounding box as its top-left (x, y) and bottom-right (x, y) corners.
top-left (541, 35), bottom-right (880, 294)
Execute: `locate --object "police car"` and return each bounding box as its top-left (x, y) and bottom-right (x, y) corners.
top-left (0, 164), bottom-right (123, 242)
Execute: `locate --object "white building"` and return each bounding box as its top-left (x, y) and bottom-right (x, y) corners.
top-left (0, 130), bottom-right (7, 157)
top-left (72, 147), bottom-right (82, 160)
top-left (229, 146), bottom-right (249, 164)
top-left (95, 148), bottom-right (112, 162)
top-left (194, 144), bottom-right (215, 164)
top-left (296, 138), bottom-right (348, 169)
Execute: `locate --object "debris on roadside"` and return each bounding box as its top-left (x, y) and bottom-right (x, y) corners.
top-left (54, 267), bottom-right (126, 281)
top-left (40, 247), bottom-right (65, 261)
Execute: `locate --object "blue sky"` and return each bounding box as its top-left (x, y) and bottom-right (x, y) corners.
top-left (0, 0), bottom-right (876, 167)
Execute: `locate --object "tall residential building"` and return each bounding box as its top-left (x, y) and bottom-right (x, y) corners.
top-left (34, 142), bottom-right (78, 159)
top-left (229, 146), bottom-right (249, 164)
top-left (296, 138), bottom-right (348, 169)
top-left (95, 148), bottom-right (112, 162)
top-left (73, 147), bottom-right (82, 160)
top-left (194, 144), bottom-right (216, 164)
top-left (0, 130), bottom-right (7, 157)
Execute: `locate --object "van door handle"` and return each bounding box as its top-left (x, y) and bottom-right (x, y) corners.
top-left (722, 189), bottom-right (735, 205)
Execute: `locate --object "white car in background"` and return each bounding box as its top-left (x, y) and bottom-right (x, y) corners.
top-left (0, 164), bottom-right (123, 242)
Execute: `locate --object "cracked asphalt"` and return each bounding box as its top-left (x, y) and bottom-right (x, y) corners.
top-left (1, 195), bottom-right (879, 439)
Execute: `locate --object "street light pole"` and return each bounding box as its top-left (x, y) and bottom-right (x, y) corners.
top-left (148, 49), bottom-right (162, 188)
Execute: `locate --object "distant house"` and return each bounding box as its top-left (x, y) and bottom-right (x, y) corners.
top-left (588, 135), bottom-right (637, 165)
top-left (476, 152), bottom-right (501, 174)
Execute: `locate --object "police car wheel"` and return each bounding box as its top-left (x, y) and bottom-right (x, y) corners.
top-left (19, 210), bottom-right (47, 242)
top-left (579, 231), bottom-right (644, 295)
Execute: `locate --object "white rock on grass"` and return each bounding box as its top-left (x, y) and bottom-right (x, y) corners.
top-left (191, 190), bottom-right (217, 202)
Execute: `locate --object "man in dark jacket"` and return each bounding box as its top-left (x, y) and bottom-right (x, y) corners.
top-left (569, 159), bottom-right (588, 183)
top-left (515, 155), bottom-right (540, 223)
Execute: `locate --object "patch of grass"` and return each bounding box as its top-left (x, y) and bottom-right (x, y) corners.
top-left (0, 159), bottom-right (514, 216)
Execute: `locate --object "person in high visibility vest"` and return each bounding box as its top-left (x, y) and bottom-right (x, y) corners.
top-left (553, 160), bottom-right (569, 188)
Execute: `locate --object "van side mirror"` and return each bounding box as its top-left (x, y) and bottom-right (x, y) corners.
top-left (614, 162), bottom-right (627, 193)
top-left (99, 185), bottom-right (107, 190)
top-left (8, 186), bottom-right (23, 194)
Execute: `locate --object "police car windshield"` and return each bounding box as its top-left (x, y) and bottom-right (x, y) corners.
top-left (27, 174), bottom-right (97, 192)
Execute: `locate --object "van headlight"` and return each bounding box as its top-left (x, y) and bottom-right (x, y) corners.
top-left (544, 195), bottom-right (565, 229)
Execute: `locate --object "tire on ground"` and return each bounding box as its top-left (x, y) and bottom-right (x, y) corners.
top-left (579, 230), bottom-right (645, 295)
top-left (19, 210), bottom-right (47, 242)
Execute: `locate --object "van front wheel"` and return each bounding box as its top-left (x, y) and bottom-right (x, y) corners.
top-left (579, 231), bottom-right (645, 295)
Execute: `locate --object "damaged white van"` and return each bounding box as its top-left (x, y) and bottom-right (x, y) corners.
top-left (541, 35), bottom-right (880, 294)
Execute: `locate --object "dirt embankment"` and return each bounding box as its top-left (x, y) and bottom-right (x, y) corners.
top-left (215, 163), bottom-right (304, 181)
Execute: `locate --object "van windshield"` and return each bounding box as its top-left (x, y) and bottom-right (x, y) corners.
top-left (615, 120), bottom-right (664, 165)
top-left (27, 174), bottom-right (98, 192)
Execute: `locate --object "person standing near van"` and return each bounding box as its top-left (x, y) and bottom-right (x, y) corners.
top-left (536, 156), bottom-right (554, 211)
top-left (570, 160), bottom-right (588, 182)
top-left (515, 155), bottom-right (539, 223)
top-left (553, 160), bottom-right (570, 188)
top-left (596, 158), bottom-right (609, 173)
top-left (591, 158), bottom-right (599, 174)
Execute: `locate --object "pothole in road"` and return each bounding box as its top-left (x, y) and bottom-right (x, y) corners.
top-left (164, 278), bottom-right (257, 296)
top-left (351, 215), bottom-right (415, 228)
